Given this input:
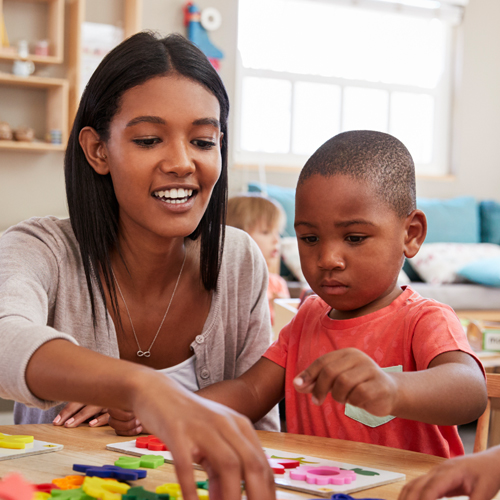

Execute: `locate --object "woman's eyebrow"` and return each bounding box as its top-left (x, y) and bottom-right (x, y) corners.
top-left (192, 118), bottom-right (220, 128)
top-left (126, 116), bottom-right (166, 127)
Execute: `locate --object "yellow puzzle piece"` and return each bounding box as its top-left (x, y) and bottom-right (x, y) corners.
top-left (0, 433), bottom-right (34, 450)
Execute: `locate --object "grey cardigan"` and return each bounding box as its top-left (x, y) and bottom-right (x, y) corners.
top-left (0, 217), bottom-right (279, 430)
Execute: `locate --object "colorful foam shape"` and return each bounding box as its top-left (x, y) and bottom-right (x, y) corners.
top-left (135, 435), bottom-right (168, 451)
top-left (122, 486), bottom-right (170, 499)
top-left (35, 482), bottom-right (61, 493)
top-left (52, 475), bottom-right (84, 490)
top-left (139, 455), bottom-right (164, 469)
top-left (72, 464), bottom-right (147, 481)
top-left (115, 456), bottom-right (142, 469)
top-left (309, 494), bottom-right (384, 500)
top-left (33, 493), bottom-right (51, 500)
top-left (289, 466), bottom-right (357, 485)
top-left (50, 488), bottom-right (93, 499)
top-left (0, 433), bottom-right (34, 450)
top-left (268, 459), bottom-right (285, 474)
top-left (0, 472), bottom-right (35, 500)
top-left (82, 476), bottom-right (130, 500)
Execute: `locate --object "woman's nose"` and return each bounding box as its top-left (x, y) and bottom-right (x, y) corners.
top-left (159, 141), bottom-right (195, 176)
top-left (318, 245), bottom-right (346, 270)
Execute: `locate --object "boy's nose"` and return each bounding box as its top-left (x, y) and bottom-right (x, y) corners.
top-left (318, 247), bottom-right (346, 270)
top-left (159, 141), bottom-right (195, 176)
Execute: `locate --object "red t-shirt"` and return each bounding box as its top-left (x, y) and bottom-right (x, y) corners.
top-left (264, 286), bottom-right (484, 458)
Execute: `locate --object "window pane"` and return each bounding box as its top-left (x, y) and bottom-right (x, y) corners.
top-left (343, 87), bottom-right (389, 132)
top-left (240, 77), bottom-right (291, 154)
top-left (238, 0), bottom-right (446, 88)
top-left (390, 92), bottom-right (434, 164)
top-left (292, 82), bottom-right (341, 156)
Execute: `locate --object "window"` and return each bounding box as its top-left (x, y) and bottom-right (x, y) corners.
top-left (235, 0), bottom-right (466, 176)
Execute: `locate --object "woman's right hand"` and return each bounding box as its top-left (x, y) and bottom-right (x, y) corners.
top-left (108, 408), bottom-right (144, 436)
top-left (130, 372), bottom-right (276, 500)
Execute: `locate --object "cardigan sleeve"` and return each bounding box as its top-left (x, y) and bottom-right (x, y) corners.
top-left (0, 221), bottom-right (78, 408)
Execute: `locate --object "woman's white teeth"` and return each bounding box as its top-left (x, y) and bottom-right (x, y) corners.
top-left (154, 188), bottom-right (193, 203)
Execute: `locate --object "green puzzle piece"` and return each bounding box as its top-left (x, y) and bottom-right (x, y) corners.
top-left (122, 486), bottom-right (170, 499)
top-left (341, 467), bottom-right (380, 476)
top-left (115, 456), bottom-right (142, 469)
top-left (51, 487), bottom-right (94, 500)
top-left (139, 454), bottom-right (164, 468)
top-left (270, 455), bottom-right (319, 464)
top-left (196, 480), bottom-right (209, 490)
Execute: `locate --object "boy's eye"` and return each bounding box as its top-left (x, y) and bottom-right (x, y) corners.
top-left (346, 235), bottom-right (366, 243)
top-left (192, 139), bottom-right (217, 149)
top-left (300, 235), bottom-right (318, 244)
top-left (133, 137), bottom-right (161, 148)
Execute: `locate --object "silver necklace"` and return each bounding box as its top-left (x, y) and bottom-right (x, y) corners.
top-left (111, 250), bottom-right (187, 358)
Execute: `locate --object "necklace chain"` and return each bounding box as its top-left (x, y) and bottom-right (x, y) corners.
top-left (111, 250), bottom-right (187, 358)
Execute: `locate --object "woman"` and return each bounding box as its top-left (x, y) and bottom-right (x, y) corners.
top-left (0, 32), bottom-right (276, 499)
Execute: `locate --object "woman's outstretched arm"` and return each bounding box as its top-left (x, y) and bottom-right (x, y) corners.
top-left (25, 339), bottom-right (276, 500)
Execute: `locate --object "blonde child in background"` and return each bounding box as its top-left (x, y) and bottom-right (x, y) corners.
top-left (227, 194), bottom-right (290, 325)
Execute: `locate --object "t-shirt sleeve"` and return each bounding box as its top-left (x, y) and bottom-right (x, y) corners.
top-left (0, 223), bottom-right (78, 408)
top-left (411, 302), bottom-right (485, 376)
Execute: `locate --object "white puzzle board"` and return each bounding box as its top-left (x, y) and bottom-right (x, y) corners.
top-left (107, 439), bottom-right (405, 497)
top-left (0, 435), bottom-right (64, 461)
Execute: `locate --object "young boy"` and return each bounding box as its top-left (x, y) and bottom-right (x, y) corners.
top-left (227, 194), bottom-right (290, 325)
top-left (198, 130), bottom-right (487, 458)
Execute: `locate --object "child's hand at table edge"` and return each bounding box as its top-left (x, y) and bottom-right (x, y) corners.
top-left (293, 347), bottom-right (399, 417)
top-left (398, 446), bottom-right (500, 500)
top-left (108, 408), bottom-right (144, 436)
top-left (53, 402), bottom-right (109, 428)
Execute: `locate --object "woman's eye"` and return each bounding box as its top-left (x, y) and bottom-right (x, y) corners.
top-left (346, 235), bottom-right (366, 243)
top-left (193, 139), bottom-right (217, 149)
top-left (133, 137), bottom-right (160, 148)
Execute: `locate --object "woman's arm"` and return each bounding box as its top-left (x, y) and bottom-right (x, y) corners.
top-left (26, 339), bottom-right (276, 500)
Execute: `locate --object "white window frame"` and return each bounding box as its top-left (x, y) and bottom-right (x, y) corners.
top-left (233, 0), bottom-right (464, 177)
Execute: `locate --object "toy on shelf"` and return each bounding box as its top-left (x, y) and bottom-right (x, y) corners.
top-left (183, 2), bottom-right (223, 71)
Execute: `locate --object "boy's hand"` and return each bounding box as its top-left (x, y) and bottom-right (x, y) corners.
top-left (108, 408), bottom-right (144, 436)
top-left (398, 446), bottom-right (500, 500)
top-left (293, 348), bottom-right (399, 417)
top-left (53, 402), bottom-right (109, 428)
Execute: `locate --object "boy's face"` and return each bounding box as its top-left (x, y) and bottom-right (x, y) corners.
top-left (295, 174), bottom-right (408, 319)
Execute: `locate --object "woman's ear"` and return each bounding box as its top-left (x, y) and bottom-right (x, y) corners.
top-left (79, 126), bottom-right (109, 175)
top-left (404, 209), bottom-right (427, 259)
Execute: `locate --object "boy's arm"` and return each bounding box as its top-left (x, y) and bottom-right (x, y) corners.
top-left (294, 348), bottom-right (486, 426)
top-left (197, 357), bottom-right (286, 423)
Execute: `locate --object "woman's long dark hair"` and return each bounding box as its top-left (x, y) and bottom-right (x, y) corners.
top-left (64, 32), bottom-right (229, 326)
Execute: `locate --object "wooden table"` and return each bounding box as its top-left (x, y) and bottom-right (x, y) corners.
top-left (0, 424), bottom-right (445, 499)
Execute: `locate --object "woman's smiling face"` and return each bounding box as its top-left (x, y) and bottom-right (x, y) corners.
top-left (100, 74), bottom-right (222, 241)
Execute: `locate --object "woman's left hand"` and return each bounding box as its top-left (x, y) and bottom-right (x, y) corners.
top-left (52, 402), bottom-right (109, 428)
top-left (108, 408), bottom-right (144, 436)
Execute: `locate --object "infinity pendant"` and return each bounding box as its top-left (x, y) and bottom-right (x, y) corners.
top-left (137, 350), bottom-right (151, 357)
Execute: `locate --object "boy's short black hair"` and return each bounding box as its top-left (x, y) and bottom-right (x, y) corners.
top-left (298, 130), bottom-right (416, 218)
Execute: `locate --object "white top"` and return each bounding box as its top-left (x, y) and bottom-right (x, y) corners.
top-left (157, 355), bottom-right (199, 393)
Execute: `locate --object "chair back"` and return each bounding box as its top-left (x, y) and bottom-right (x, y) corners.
top-left (474, 372), bottom-right (500, 452)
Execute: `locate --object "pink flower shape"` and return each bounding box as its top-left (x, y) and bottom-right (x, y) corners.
top-left (289, 466), bottom-right (357, 485)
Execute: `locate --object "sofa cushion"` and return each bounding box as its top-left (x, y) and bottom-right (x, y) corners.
top-left (480, 200), bottom-right (500, 245)
top-left (248, 182), bottom-right (296, 237)
top-left (458, 257), bottom-right (500, 287)
top-left (417, 196), bottom-right (479, 243)
top-left (409, 243), bottom-right (500, 284)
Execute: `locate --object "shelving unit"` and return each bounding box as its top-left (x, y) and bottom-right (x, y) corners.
top-left (0, 0), bottom-right (65, 64)
top-left (0, 72), bottom-right (68, 151)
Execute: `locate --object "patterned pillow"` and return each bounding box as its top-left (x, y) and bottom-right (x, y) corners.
top-left (409, 243), bottom-right (500, 284)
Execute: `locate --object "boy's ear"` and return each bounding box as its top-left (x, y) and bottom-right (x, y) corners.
top-left (403, 209), bottom-right (427, 259)
top-left (79, 126), bottom-right (110, 175)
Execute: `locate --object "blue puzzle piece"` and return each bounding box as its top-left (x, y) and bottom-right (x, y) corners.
top-left (72, 463), bottom-right (147, 481)
top-left (308, 495), bottom-right (385, 500)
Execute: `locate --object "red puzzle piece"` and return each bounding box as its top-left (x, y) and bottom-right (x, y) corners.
top-left (135, 435), bottom-right (169, 452)
top-left (0, 473), bottom-right (35, 500)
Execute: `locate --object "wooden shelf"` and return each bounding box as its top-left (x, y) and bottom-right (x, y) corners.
top-left (0, 72), bottom-right (69, 151)
top-left (0, 0), bottom-right (65, 64)
top-left (0, 140), bottom-right (65, 151)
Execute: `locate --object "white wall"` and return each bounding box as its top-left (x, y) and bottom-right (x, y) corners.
top-left (0, 0), bottom-right (499, 231)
